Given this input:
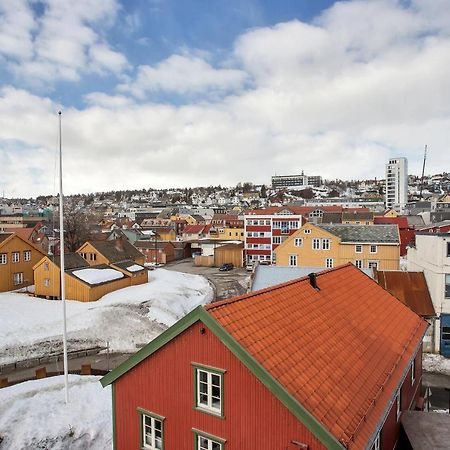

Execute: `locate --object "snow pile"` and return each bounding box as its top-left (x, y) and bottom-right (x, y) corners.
top-left (423, 353), bottom-right (450, 376)
top-left (72, 268), bottom-right (124, 284)
top-left (126, 264), bottom-right (144, 272)
top-left (0, 375), bottom-right (111, 450)
top-left (0, 269), bottom-right (214, 365)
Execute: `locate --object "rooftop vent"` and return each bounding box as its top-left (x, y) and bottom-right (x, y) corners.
top-left (308, 272), bottom-right (320, 291)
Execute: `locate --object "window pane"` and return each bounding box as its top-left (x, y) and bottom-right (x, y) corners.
top-left (199, 381), bottom-right (208, 394)
top-left (199, 370), bottom-right (208, 382)
top-left (211, 397), bottom-right (221, 409)
top-left (211, 374), bottom-right (220, 386)
top-left (212, 386), bottom-right (220, 397)
top-left (212, 442), bottom-right (222, 450)
top-left (199, 393), bottom-right (208, 404)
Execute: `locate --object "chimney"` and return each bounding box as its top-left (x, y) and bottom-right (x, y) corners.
top-left (308, 273), bottom-right (320, 291)
top-left (115, 236), bottom-right (125, 252)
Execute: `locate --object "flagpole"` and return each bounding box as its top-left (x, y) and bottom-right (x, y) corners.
top-left (58, 111), bottom-right (69, 403)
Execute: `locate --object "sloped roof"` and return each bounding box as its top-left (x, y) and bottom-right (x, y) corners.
top-left (206, 264), bottom-right (427, 449)
top-left (0, 233), bottom-right (12, 244)
top-left (375, 270), bottom-right (436, 317)
top-left (183, 224), bottom-right (208, 234)
top-left (86, 239), bottom-right (142, 263)
top-left (52, 253), bottom-right (89, 270)
top-left (342, 211), bottom-right (374, 221)
top-left (3, 227), bottom-right (34, 240)
top-left (374, 216), bottom-right (409, 229)
top-left (318, 224), bottom-right (399, 243)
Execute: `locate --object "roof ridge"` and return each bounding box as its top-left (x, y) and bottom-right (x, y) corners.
top-left (205, 263), bottom-right (354, 311)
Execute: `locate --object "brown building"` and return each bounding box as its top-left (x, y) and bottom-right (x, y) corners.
top-left (134, 241), bottom-right (176, 265)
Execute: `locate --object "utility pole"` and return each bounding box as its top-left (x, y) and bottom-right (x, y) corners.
top-left (419, 145), bottom-right (427, 200)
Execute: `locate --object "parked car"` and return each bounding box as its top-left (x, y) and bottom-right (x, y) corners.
top-left (246, 263), bottom-right (254, 272)
top-left (219, 263), bottom-right (234, 271)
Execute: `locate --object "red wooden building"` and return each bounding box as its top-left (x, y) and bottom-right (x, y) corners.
top-left (101, 264), bottom-right (427, 450)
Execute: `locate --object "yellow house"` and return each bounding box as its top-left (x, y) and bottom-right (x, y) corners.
top-left (274, 223), bottom-right (400, 271)
top-left (342, 211), bottom-right (374, 225)
top-left (76, 239), bottom-right (145, 266)
top-left (210, 227), bottom-right (245, 241)
top-left (0, 232), bottom-right (46, 292)
top-left (382, 209), bottom-right (399, 218)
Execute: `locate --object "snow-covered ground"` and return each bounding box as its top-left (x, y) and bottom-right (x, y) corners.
top-left (423, 353), bottom-right (450, 376)
top-left (0, 375), bottom-right (111, 450)
top-left (0, 269), bottom-right (214, 365)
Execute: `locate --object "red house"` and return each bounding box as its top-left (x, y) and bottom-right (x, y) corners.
top-left (101, 264), bottom-right (427, 450)
top-left (373, 216), bottom-right (416, 256)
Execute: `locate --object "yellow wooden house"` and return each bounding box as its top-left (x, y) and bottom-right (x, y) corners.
top-left (274, 223), bottom-right (400, 271)
top-left (0, 232), bottom-right (46, 292)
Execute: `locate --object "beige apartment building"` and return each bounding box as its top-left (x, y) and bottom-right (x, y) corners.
top-left (274, 223), bottom-right (400, 270)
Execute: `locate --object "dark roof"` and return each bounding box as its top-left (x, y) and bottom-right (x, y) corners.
top-left (375, 270), bottom-right (436, 317)
top-left (320, 212), bottom-right (342, 224)
top-left (342, 211), bottom-right (374, 220)
top-left (87, 239), bottom-right (142, 263)
top-left (111, 260), bottom-right (147, 272)
top-left (0, 233), bottom-right (13, 244)
top-left (53, 253), bottom-right (90, 270)
top-left (405, 215), bottom-right (425, 227)
top-left (134, 240), bottom-right (175, 250)
top-left (318, 224), bottom-right (400, 243)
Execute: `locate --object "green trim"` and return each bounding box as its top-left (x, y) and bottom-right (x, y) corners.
top-left (192, 363), bottom-right (225, 419)
top-left (100, 306), bottom-right (203, 387)
top-left (193, 428), bottom-right (226, 450)
top-left (138, 409), bottom-right (165, 450)
top-left (100, 306), bottom-right (344, 450)
top-left (111, 384), bottom-right (116, 450)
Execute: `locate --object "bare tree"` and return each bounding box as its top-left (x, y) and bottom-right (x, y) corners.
top-left (63, 202), bottom-right (91, 252)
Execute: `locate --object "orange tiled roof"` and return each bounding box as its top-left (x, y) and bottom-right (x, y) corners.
top-left (206, 264), bottom-right (427, 449)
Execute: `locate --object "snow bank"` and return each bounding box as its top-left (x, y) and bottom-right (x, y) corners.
top-left (0, 375), bottom-right (111, 450)
top-left (126, 264), bottom-right (144, 272)
top-left (423, 353), bottom-right (450, 376)
top-left (0, 269), bottom-right (214, 365)
top-left (72, 268), bottom-right (124, 284)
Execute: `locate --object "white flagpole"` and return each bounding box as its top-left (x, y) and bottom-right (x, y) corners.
top-left (58, 111), bottom-right (69, 403)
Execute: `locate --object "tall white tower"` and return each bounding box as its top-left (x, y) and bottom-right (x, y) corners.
top-left (385, 157), bottom-right (408, 212)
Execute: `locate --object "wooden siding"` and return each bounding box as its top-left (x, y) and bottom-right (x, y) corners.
top-left (214, 246), bottom-right (244, 268)
top-left (114, 320), bottom-right (328, 450)
top-left (34, 257), bottom-right (61, 298)
top-left (0, 235), bottom-right (45, 292)
top-left (77, 242), bottom-right (109, 266)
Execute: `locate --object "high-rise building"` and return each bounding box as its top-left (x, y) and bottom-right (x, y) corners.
top-left (272, 173), bottom-right (322, 190)
top-left (385, 157), bottom-right (408, 212)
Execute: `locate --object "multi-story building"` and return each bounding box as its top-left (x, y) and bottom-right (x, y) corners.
top-left (407, 232), bottom-right (450, 355)
top-left (385, 157), bottom-right (408, 212)
top-left (244, 209), bottom-right (303, 264)
top-left (271, 173), bottom-right (322, 190)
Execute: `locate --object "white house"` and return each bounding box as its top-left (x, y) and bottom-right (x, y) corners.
top-left (408, 232), bottom-right (450, 355)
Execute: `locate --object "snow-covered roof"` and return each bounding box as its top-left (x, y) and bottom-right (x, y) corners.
top-left (72, 268), bottom-right (124, 285)
top-left (126, 264), bottom-right (144, 272)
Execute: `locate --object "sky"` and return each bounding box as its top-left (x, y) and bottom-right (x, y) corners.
top-left (0, 0), bottom-right (449, 197)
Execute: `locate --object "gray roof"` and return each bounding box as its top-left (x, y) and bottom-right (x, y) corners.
top-left (53, 253), bottom-right (89, 270)
top-left (88, 239), bottom-right (143, 263)
top-left (318, 224), bottom-right (400, 243)
top-left (405, 215), bottom-right (425, 227)
top-left (251, 265), bottom-right (373, 292)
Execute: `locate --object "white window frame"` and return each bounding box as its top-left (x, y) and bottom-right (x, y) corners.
top-left (0, 253), bottom-right (7, 264)
top-left (322, 239), bottom-right (330, 250)
top-left (325, 258), bottom-right (334, 268)
top-left (195, 366), bottom-right (224, 416)
top-left (368, 260), bottom-right (379, 270)
top-left (13, 272), bottom-right (23, 285)
top-left (44, 278), bottom-right (50, 287)
top-left (371, 432), bottom-right (380, 450)
top-left (289, 254), bottom-right (298, 267)
top-left (304, 229), bottom-right (311, 234)
top-left (12, 251), bottom-right (20, 263)
top-left (354, 260), bottom-right (363, 269)
top-left (273, 236), bottom-right (281, 244)
top-left (141, 411), bottom-right (164, 450)
top-left (294, 238), bottom-right (303, 247)
top-left (312, 238), bottom-right (320, 250)
top-left (370, 244), bottom-right (378, 254)
top-left (196, 432), bottom-right (224, 450)
top-left (24, 250), bottom-right (31, 262)
top-left (355, 244), bottom-right (362, 253)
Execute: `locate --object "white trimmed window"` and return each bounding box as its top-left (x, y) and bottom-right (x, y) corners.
top-left (370, 245), bottom-right (378, 254)
top-left (322, 239), bottom-right (330, 250)
top-left (304, 229), bottom-right (311, 234)
top-left (354, 260), bottom-right (363, 269)
top-left (141, 411), bottom-right (163, 450)
top-left (13, 272), bottom-right (23, 285)
top-left (396, 390), bottom-right (401, 421)
top-left (195, 366), bottom-right (224, 416)
top-left (325, 258), bottom-right (334, 268)
top-left (0, 253), bottom-right (7, 264)
top-left (294, 238), bottom-right (303, 247)
top-left (289, 254), bottom-right (297, 267)
top-left (196, 432), bottom-right (224, 450)
top-left (44, 278), bottom-right (50, 287)
top-left (371, 432), bottom-right (380, 450)
top-left (273, 236), bottom-right (281, 244)
top-left (24, 250), bottom-right (31, 261)
top-left (12, 252), bottom-right (20, 263)
top-left (312, 238), bottom-right (320, 250)
top-left (368, 261), bottom-right (379, 270)
top-left (411, 358), bottom-right (415, 385)
top-left (355, 245), bottom-right (362, 253)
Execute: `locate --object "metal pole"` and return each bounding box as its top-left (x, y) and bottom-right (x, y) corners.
top-left (58, 111), bottom-right (69, 403)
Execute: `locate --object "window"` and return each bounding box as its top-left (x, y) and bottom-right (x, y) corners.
top-left (447, 242), bottom-right (450, 257)
top-left (194, 430), bottom-right (225, 450)
top-left (44, 278), bottom-right (50, 287)
top-left (13, 272), bottom-right (23, 285)
top-left (312, 238), bottom-right (320, 250)
top-left (273, 221), bottom-right (281, 228)
top-left (445, 274), bottom-right (450, 299)
top-left (89, 253), bottom-right (97, 261)
top-left (355, 245), bottom-right (362, 253)
top-left (289, 254), bottom-right (297, 267)
top-left (411, 358), bottom-right (415, 385)
top-left (0, 253), bottom-right (6, 264)
top-left (44, 262), bottom-right (49, 271)
top-left (396, 390), bottom-right (401, 421)
top-left (23, 250), bottom-right (31, 261)
top-left (294, 238), bottom-right (303, 247)
top-left (304, 229), bottom-right (311, 234)
top-left (265, 220), bottom-right (270, 225)
top-left (368, 261), bottom-right (379, 270)
top-left (322, 239), bottom-right (330, 250)
top-left (194, 365), bottom-right (224, 416)
top-left (140, 410), bottom-right (164, 450)
top-left (12, 252), bottom-right (20, 263)
top-left (370, 245), bottom-right (378, 254)
top-left (273, 236), bottom-right (281, 244)
top-left (325, 258), bottom-right (334, 268)
top-left (354, 260), bottom-right (363, 269)
top-left (371, 432), bottom-right (381, 450)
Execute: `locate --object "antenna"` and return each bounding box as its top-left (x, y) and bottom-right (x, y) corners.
top-left (419, 145), bottom-right (427, 200)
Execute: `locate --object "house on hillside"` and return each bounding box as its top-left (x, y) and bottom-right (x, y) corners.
top-left (0, 232), bottom-right (46, 292)
top-left (101, 264), bottom-right (427, 450)
top-left (275, 223), bottom-right (400, 270)
top-left (134, 241), bottom-right (176, 265)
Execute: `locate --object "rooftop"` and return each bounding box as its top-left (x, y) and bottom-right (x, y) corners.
top-left (318, 224), bottom-right (400, 243)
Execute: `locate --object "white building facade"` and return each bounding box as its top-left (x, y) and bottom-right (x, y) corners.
top-left (385, 157), bottom-right (408, 212)
top-left (408, 232), bottom-right (450, 355)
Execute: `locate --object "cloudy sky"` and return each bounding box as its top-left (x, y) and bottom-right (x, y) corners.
top-left (0, 0), bottom-right (449, 197)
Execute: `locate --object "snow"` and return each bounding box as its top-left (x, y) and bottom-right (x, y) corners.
top-left (72, 268), bottom-right (124, 284)
top-left (126, 264), bottom-right (144, 272)
top-left (0, 269), bottom-right (214, 365)
top-left (0, 375), bottom-right (111, 449)
top-left (423, 353), bottom-right (450, 376)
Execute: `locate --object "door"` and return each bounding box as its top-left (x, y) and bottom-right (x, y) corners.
top-left (440, 314), bottom-right (450, 357)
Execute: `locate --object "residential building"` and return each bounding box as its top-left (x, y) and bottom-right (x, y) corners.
top-left (407, 232), bottom-right (450, 355)
top-left (182, 224), bottom-right (212, 241)
top-left (385, 157), bottom-right (408, 212)
top-left (101, 264), bottom-right (427, 450)
top-left (274, 223), bottom-right (400, 270)
top-left (271, 173), bottom-right (322, 190)
top-left (134, 241), bottom-right (176, 265)
top-left (374, 216), bottom-right (417, 256)
top-left (0, 232), bottom-right (46, 292)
